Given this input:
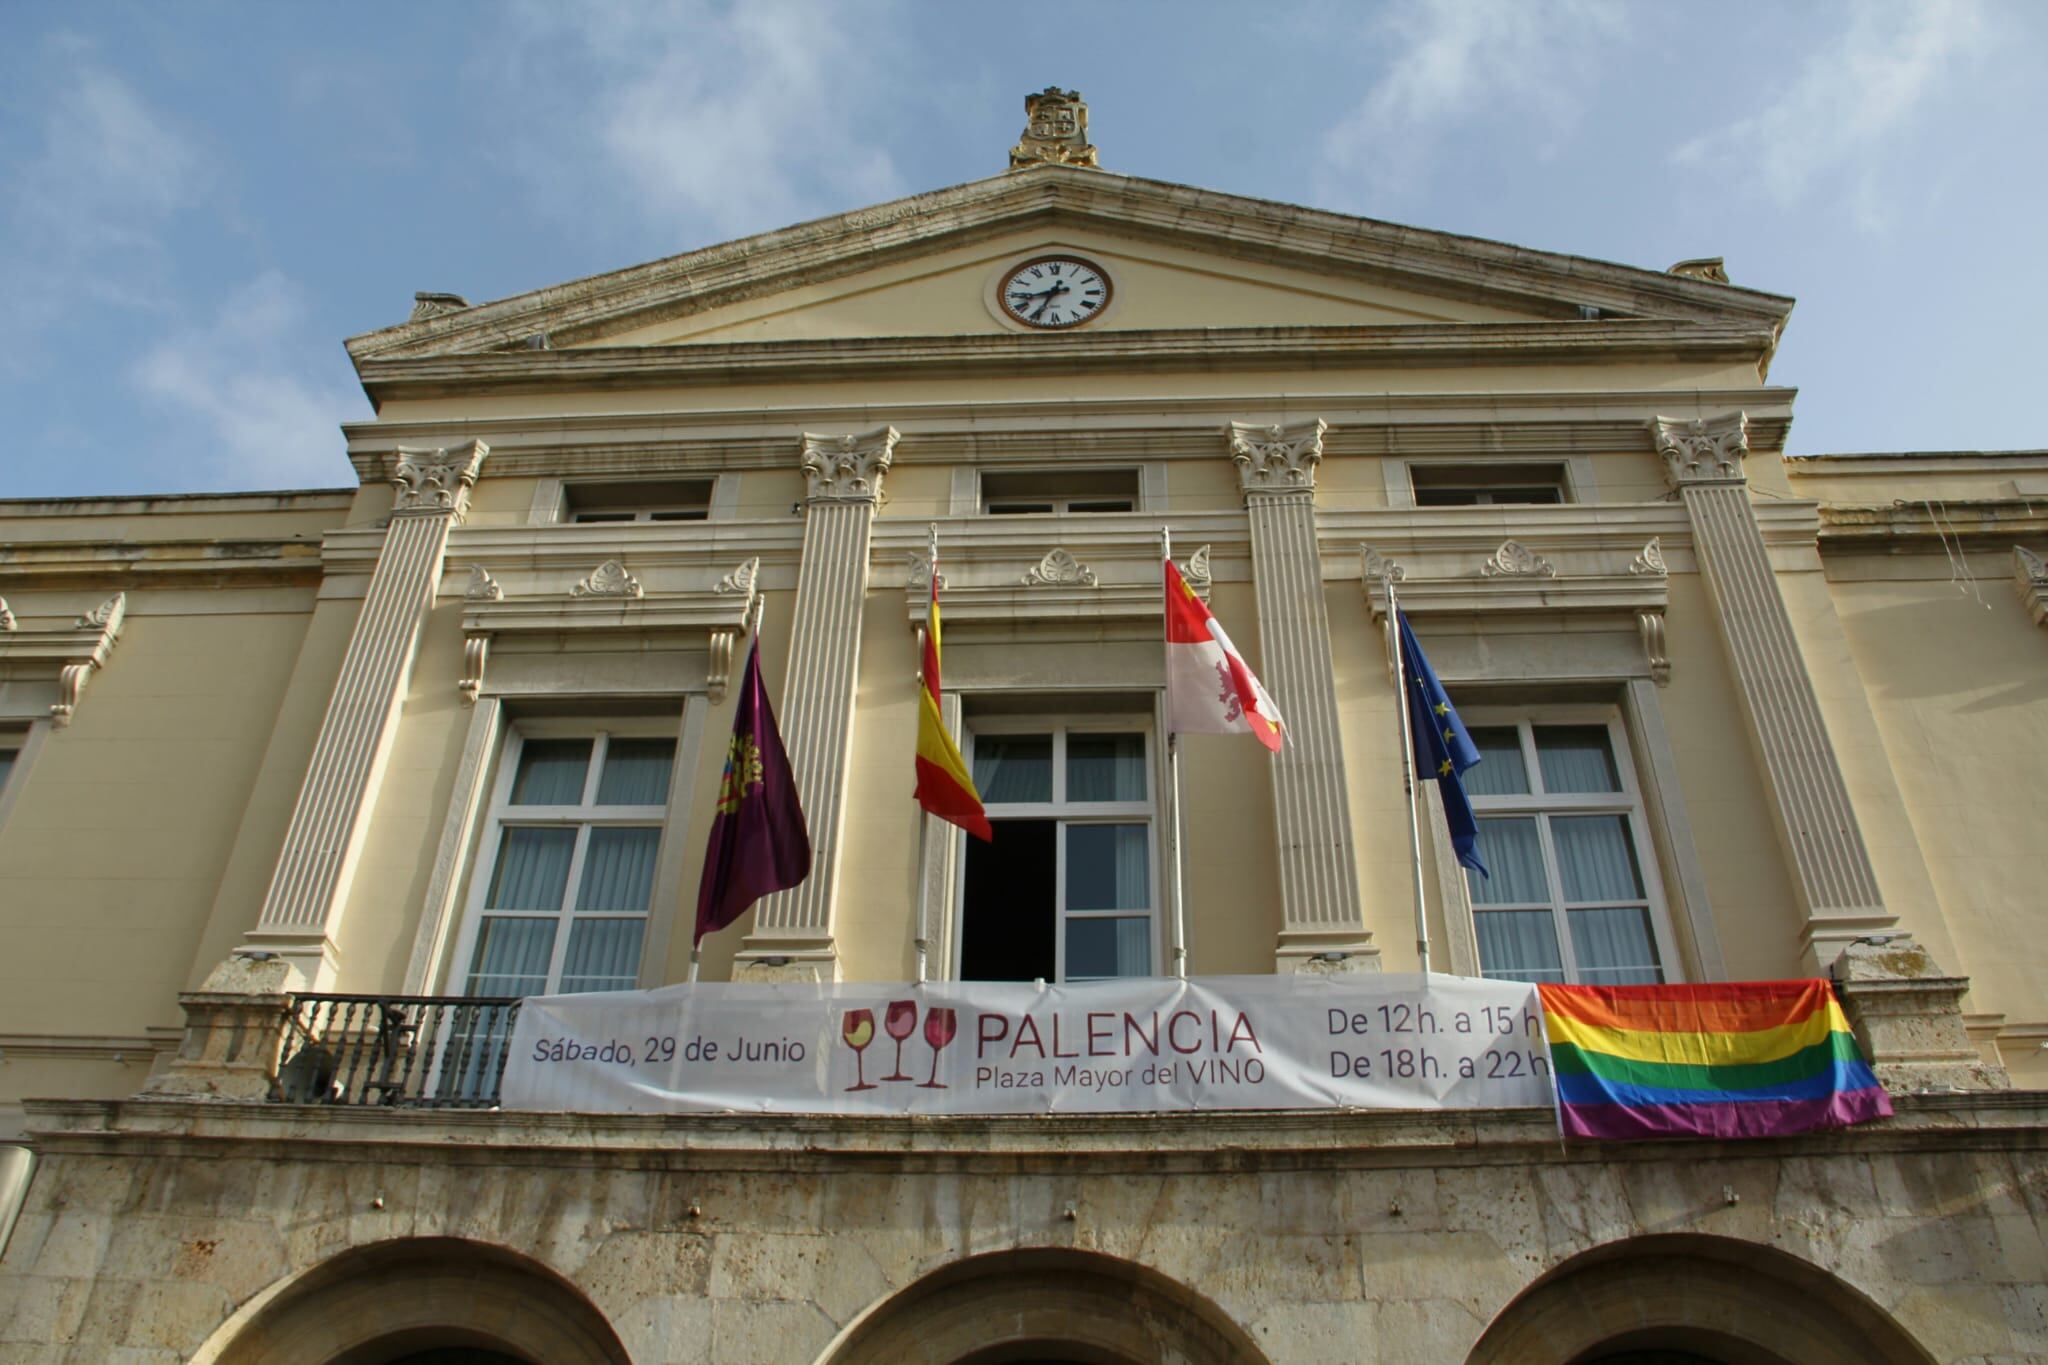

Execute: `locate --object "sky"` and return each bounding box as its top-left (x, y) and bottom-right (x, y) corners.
top-left (2, 0), bottom-right (2043, 500)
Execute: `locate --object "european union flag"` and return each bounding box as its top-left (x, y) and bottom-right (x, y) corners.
top-left (1397, 612), bottom-right (1487, 877)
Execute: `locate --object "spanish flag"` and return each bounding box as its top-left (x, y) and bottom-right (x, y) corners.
top-left (914, 539), bottom-right (992, 840)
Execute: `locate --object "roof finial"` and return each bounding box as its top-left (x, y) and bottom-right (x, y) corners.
top-left (1009, 88), bottom-right (1098, 170)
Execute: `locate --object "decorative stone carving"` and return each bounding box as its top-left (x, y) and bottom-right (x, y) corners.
top-left (464, 566), bottom-right (503, 602)
top-left (51, 663), bottom-right (91, 728)
top-left (409, 291), bottom-right (470, 321)
top-left (571, 561), bottom-right (643, 599)
top-left (1480, 541), bottom-right (1556, 578)
top-left (0, 599), bottom-right (13, 631)
top-left (715, 557), bottom-right (761, 599)
top-left (800, 427), bottom-right (898, 503)
top-left (1181, 544), bottom-right (1212, 592)
top-left (907, 552), bottom-right (945, 592)
top-left (1228, 420), bottom-right (1326, 495)
top-left (1022, 548), bottom-right (1098, 588)
top-left (1008, 87), bottom-right (1098, 169)
top-left (708, 628), bottom-right (737, 705)
top-left (2014, 546), bottom-right (2048, 627)
top-left (1359, 545), bottom-right (1406, 583)
top-left (458, 635), bottom-right (490, 706)
top-left (1651, 413), bottom-right (1749, 487)
top-left (74, 593), bottom-right (126, 633)
top-left (391, 440), bottom-right (488, 517)
top-left (1638, 611), bottom-right (1672, 687)
top-left (1666, 257), bottom-right (1730, 284)
top-left (1629, 538), bottom-right (1668, 577)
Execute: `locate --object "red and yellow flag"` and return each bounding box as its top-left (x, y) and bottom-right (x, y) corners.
top-left (913, 545), bottom-right (992, 840)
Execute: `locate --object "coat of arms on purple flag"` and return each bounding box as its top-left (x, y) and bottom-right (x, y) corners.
top-left (694, 638), bottom-right (810, 945)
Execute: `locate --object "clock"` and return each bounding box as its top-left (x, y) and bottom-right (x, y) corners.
top-left (997, 255), bottom-right (1113, 329)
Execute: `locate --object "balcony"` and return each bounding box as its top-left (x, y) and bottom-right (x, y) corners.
top-left (275, 994), bottom-right (524, 1107)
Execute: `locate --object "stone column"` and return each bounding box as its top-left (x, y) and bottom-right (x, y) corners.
top-left (1653, 414), bottom-right (1894, 967)
top-left (738, 428), bottom-right (896, 982)
top-left (241, 442), bottom-right (487, 989)
top-left (1227, 421), bottom-right (1374, 972)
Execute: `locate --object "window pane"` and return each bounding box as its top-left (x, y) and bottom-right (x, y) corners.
top-left (1569, 907), bottom-right (1662, 986)
top-left (511, 740), bottom-right (591, 805)
top-left (1536, 726), bottom-right (1621, 793)
top-left (576, 827), bottom-right (661, 912)
top-left (1066, 915), bottom-right (1151, 980)
top-left (465, 916), bottom-right (557, 996)
top-left (1066, 823), bottom-right (1149, 910)
top-left (487, 827), bottom-right (576, 910)
top-left (1067, 733), bottom-right (1145, 801)
top-left (1467, 818), bottom-right (1546, 904)
top-left (559, 917), bottom-right (647, 993)
top-left (1552, 815), bottom-right (1644, 902)
top-left (1068, 500), bottom-right (1135, 513)
top-left (986, 502), bottom-right (1055, 515)
top-left (974, 735), bottom-right (1052, 803)
top-left (596, 738), bottom-right (675, 805)
top-left (1463, 728), bottom-right (1529, 796)
top-left (1475, 910), bottom-right (1565, 983)
top-left (0, 749), bottom-right (15, 792)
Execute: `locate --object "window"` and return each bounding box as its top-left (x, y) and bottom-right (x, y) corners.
top-left (1462, 716), bottom-right (1674, 986)
top-left (0, 742), bottom-right (16, 797)
top-left (452, 728), bottom-right (679, 999)
top-left (981, 469), bottom-right (1138, 515)
top-left (1411, 462), bottom-right (1568, 506)
top-left (958, 720), bottom-right (1157, 982)
top-left (561, 479), bottom-right (711, 524)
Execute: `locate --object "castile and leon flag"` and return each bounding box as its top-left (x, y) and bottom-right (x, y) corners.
top-left (1163, 555), bottom-right (1283, 750)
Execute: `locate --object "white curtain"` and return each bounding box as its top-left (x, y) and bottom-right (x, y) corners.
top-left (511, 740), bottom-right (590, 805)
top-left (1463, 728), bottom-right (1529, 797)
top-left (1551, 816), bottom-right (1642, 901)
top-left (1475, 910), bottom-right (1564, 982)
top-left (560, 918), bottom-right (646, 994)
top-left (1065, 915), bottom-right (1151, 979)
top-left (974, 735), bottom-right (1052, 803)
top-left (1067, 733), bottom-right (1145, 801)
top-left (488, 827), bottom-right (575, 909)
top-left (1569, 907), bottom-right (1661, 984)
top-left (576, 827), bottom-right (660, 912)
top-left (464, 917), bottom-right (556, 996)
top-left (596, 739), bottom-right (675, 805)
top-left (1467, 818), bottom-right (1545, 904)
top-left (1067, 823), bottom-right (1148, 910)
top-left (1536, 727), bottom-right (1619, 794)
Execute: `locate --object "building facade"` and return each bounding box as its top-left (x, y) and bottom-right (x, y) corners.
top-left (0, 93), bottom-right (2044, 1362)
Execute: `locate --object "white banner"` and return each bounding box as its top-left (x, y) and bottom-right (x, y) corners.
top-left (501, 974), bottom-right (1553, 1115)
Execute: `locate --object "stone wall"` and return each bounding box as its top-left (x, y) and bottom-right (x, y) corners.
top-left (1, 1098), bottom-right (2043, 1363)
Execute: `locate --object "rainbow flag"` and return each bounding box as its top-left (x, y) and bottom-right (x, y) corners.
top-left (1538, 980), bottom-right (1892, 1141)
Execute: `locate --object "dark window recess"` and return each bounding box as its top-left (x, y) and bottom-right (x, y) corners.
top-left (562, 479), bottom-right (713, 523)
top-left (1411, 463), bottom-right (1568, 506)
top-left (982, 469), bottom-right (1138, 515)
top-left (959, 819), bottom-right (1057, 981)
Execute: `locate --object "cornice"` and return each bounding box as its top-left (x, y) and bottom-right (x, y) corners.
top-left (346, 166), bottom-right (1792, 366)
top-left (342, 388), bottom-right (1796, 482)
top-left (0, 538), bottom-right (326, 588)
top-left (353, 321), bottom-right (1780, 405)
top-left (1816, 501), bottom-right (2048, 550)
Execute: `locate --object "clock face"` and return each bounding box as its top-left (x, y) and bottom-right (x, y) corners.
top-left (999, 255), bottom-right (1112, 329)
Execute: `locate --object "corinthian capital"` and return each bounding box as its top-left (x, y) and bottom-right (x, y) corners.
top-left (800, 426), bottom-right (898, 503)
top-left (391, 440), bottom-right (489, 517)
top-left (1228, 419), bottom-right (1326, 496)
top-left (1651, 413), bottom-right (1749, 488)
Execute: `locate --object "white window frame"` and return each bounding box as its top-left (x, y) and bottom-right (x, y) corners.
top-left (1386, 455), bottom-right (1597, 508)
top-left (978, 467), bottom-right (1141, 517)
top-left (955, 715), bottom-right (1160, 983)
top-left (445, 719), bottom-right (682, 999)
top-left (1459, 708), bottom-right (1682, 986)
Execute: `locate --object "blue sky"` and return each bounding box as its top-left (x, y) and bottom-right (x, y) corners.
top-left (2, 0), bottom-right (2042, 499)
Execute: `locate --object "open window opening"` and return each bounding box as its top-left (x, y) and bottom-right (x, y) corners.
top-left (957, 718), bottom-right (1157, 983)
top-left (1411, 462), bottom-right (1570, 506)
top-left (980, 468), bottom-right (1139, 516)
top-left (560, 478), bottom-right (712, 524)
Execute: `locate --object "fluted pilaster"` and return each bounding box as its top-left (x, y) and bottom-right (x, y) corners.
top-left (1227, 421), bottom-right (1373, 970)
top-left (1653, 414), bottom-right (1892, 965)
top-left (243, 441), bottom-right (486, 988)
top-left (738, 428), bottom-right (897, 980)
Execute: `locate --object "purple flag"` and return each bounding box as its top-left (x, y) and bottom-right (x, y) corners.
top-left (694, 637), bottom-right (810, 945)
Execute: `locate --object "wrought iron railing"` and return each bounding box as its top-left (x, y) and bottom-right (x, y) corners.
top-left (279, 994), bottom-right (522, 1108)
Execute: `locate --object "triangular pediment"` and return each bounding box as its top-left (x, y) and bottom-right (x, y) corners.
top-left (347, 165), bottom-right (1792, 363)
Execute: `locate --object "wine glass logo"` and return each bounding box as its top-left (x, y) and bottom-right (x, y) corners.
top-left (919, 1007), bottom-right (957, 1089)
top-left (882, 999), bottom-right (917, 1082)
top-left (841, 1009), bottom-right (877, 1092)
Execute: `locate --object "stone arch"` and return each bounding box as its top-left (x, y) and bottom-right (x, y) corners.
top-left (820, 1246), bottom-right (1270, 1365)
top-left (1466, 1233), bottom-right (1935, 1365)
top-left (190, 1236), bottom-right (633, 1365)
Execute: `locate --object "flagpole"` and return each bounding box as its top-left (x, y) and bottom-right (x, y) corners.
top-left (1163, 527), bottom-right (1189, 980)
top-left (690, 591), bottom-right (770, 986)
top-left (913, 524), bottom-right (939, 984)
top-left (1384, 575), bottom-right (1432, 976)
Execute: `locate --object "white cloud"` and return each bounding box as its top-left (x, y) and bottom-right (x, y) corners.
top-left (493, 0), bottom-right (906, 241)
top-left (131, 273), bottom-right (359, 489)
top-left (1317, 0), bottom-right (1627, 203)
top-left (1672, 0), bottom-right (1990, 222)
